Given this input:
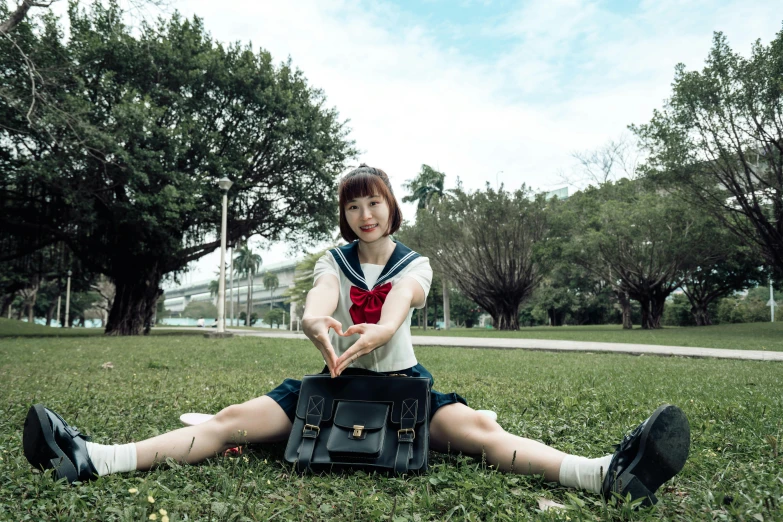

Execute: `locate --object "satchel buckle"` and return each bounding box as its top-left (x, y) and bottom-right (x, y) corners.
top-left (398, 428), bottom-right (415, 441)
top-left (303, 424), bottom-right (320, 435)
top-left (352, 425), bottom-right (364, 437)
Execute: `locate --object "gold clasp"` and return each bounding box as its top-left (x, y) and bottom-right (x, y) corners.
top-left (398, 428), bottom-right (415, 440)
top-left (303, 424), bottom-right (320, 434)
top-left (353, 425), bottom-right (364, 437)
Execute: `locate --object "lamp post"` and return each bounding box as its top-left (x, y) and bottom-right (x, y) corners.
top-left (213, 177), bottom-right (233, 337)
top-left (65, 270), bottom-right (72, 328)
top-left (229, 246), bottom-right (234, 327)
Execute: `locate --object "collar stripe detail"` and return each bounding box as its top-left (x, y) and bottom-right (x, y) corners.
top-left (330, 247), bottom-right (367, 289)
top-left (374, 251), bottom-right (418, 287)
top-left (329, 240), bottom-right (420, 291)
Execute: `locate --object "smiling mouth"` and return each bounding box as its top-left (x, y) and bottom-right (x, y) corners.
top-left (360, 224), bottom-right (378, 232)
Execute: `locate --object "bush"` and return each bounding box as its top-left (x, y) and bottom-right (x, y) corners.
top-left (239, 311), bottom-right (259, 326)
top-left (663, 294), bottom-right (696, 326)
top-left (264, 308), bottom-right (285, 328)
top-left (715, 286), bottom-right (778, 324)
top-left (182, 300), bottom-right (217, 320)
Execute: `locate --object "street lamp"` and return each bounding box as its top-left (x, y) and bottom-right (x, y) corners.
top-left (229, 246), bottom-right (234, 327)
top-left (216, 177), bottom-right (233, 334)
top-left (65, 270), bottom-right (72, 328)
top-left (496, 171), bottom-right (504, 191)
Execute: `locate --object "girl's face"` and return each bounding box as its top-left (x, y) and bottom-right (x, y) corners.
top-left (344, 193), bottom-right (390, 243)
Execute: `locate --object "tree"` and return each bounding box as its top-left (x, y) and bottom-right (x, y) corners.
top-left (208, 280), bottom-right (219, 301)
top-left (633, 30), bottom-right (783, 279)
top-left (447, 287), bottom-right (483, 328)
top-left (234, 245), bottom-right (262, 326)
top-left (556, 179), bottom-right (714, 329)
top-left (282, 248), bottom-right (333, 323)
top-left (183, 300), bottom-right (217, 320)
top-left (402, 165), bottom-right (454, 328)
top-left (0, 3), bottom-right (355, 335)
top-left (401, 185), bottom-right (548, 330)
top-left (262, 271), bottom-right (279, 314)
top-left (402, 165), bottom-right (448, 211)
top-left (264, 307), bottom-right (284, 328)
top-left (678, 230), bottom-right (765, 325)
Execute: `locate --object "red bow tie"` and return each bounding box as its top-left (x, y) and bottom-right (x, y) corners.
top-left (349, 283), bottom-right (392, 325)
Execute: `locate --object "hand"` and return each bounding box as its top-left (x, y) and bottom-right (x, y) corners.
top-left (333, 323), bottom-right (396, 376)
top-left (302, 316), bottom-right (344, 378)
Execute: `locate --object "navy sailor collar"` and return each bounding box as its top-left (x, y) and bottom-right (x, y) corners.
top-left (329, 240), bottom-right (420, 291)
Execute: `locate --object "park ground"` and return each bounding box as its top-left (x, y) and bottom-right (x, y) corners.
top-left (0, 320), bottom-right (781, 521)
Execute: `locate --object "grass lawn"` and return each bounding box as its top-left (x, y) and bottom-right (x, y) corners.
top-left (412, 322), bottom-right (783, 352)
top-left (1, 331), bottom-right (781, 521)
top-left (0, 318), bottom-right (289, 338)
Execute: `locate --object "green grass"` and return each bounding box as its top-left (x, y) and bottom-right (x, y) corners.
top-left (1, 334), bottom-right (781, 520)
top-left (7, 318), bottom-right (783, 352)
top-left (412, 323), bottom-right (783, 351)
top-left (0, 318), bottom-right (207, 338)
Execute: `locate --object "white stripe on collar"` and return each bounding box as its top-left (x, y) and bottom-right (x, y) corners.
top-left (332, 246), bottom-right (367, 286)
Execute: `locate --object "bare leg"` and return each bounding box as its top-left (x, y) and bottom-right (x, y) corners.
top-left (430, 403), bottom-right (566, 482)
top-left (135, 396), bottom-right (291, 470)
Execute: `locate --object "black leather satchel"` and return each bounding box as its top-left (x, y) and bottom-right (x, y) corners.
top-left (284, 369), bottom-right (431, 474)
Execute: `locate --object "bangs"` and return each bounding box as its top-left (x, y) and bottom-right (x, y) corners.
top-left (339, 172), bottom-right (391, 206)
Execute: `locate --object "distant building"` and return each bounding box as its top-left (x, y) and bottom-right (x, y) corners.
top-left (544, 187), bottom-right (568, 200)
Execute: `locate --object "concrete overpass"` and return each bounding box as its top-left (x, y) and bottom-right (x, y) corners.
top-left (163, 259), bottom-right (301, 315)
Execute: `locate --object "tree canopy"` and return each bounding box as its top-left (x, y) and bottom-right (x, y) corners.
top-left (633, 29), bottom-right (783, 279)
top-left (0, 2), bottom-right (355, 335)
top-left (553, 179), bottom-right (717, 329)
top-left (401, 185), bottom-right (548, 330)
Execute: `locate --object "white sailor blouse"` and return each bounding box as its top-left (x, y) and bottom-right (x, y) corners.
top-left (312, 240), bottom-right (433, 372)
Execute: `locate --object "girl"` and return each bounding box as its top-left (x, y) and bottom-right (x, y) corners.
top-left (23, 164), bottom-right (690, 506)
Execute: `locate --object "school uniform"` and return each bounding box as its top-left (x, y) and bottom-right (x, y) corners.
top-left (266, 240), bottom-right (466, 422)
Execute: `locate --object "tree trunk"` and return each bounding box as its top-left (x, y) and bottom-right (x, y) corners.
top-left (492, 304), bottom-right (520, 330)
top-left (442, 280), bottom-right (450, 330)
top-left (691, 304), bottom-right (713, 326)
top-left (105, 266), bottom-right (163, 335)
top-left (246, 275), bottom-right (252, 326)
top-left (650, 294), bottom-right (666, 329)
top-left (639, 297), bottom-right (652, 329)
top-left (0, 0), bottom-right (35, 35)
top-left (27, 292), bottom-right (37, 323)
top-left (639, 294), bottom-right (666, 329)
top-left (423, 301), bottom-right (428, 330)
top-left (1, 294), bottom-right (14, 319)
top-left (615, 288), bottom-right (633, 329)
top-left (547, 308), bottom-right (564, 327)
top-left (45, 301), bottom-right (56, 326)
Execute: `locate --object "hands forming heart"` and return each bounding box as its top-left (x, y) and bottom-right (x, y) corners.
top-left (302, 317), bottom-right (395, 378)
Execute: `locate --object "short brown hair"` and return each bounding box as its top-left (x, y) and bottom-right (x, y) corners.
top-left (338, 164), bottom-right (403, 242)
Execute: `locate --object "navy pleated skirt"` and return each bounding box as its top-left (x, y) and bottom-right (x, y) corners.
top-left (266, 363), bottom-right (467, 423)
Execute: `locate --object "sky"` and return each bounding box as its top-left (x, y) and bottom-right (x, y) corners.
top-left (53, 0), bottom-right (783, 288)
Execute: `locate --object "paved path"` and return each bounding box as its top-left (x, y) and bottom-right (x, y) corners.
top-left (168, 328), bottom-right (783, 362)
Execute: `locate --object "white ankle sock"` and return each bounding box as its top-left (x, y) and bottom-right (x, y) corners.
top-left (85, 442), bottom-right (138, 476)
top-left (558, 454), bottom-right (614, 493)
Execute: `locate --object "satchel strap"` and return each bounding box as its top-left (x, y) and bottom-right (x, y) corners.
top-left (394, 398), bottom-right (418, 475)
top-left (296, 395), bottom-right (324, 473)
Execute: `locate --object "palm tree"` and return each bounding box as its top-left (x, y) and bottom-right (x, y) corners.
top-left (262, 271), bottom-right (280, 323)
top-left (208, 280), bottom-right (219, 303)
top-left (403, 164), bottom-right (452, 329)
top-left (402, 164), bottom-right (448, 211)
top-left (234, 245), bottom-right (262, 326)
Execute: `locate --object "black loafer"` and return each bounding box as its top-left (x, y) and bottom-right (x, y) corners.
top-left (602, 404), bottom-right (690, 507)
top-left (23, 404), bottom-right (99, 483)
